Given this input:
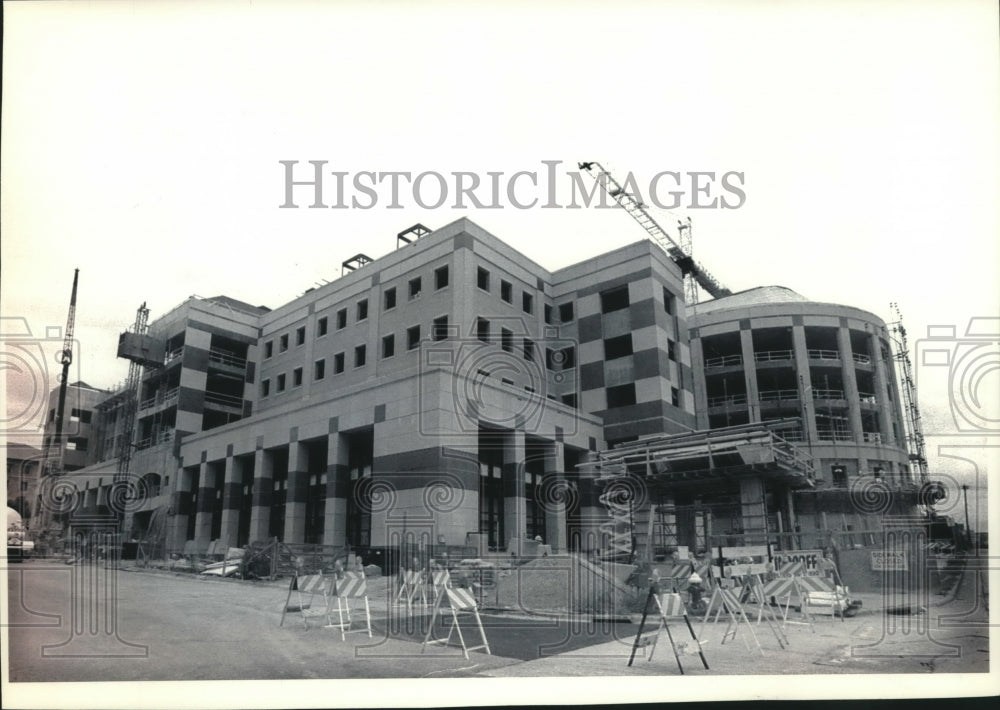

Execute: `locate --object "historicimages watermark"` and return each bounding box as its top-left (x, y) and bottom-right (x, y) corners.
top-left (278, 160), bottom-right (746, 211)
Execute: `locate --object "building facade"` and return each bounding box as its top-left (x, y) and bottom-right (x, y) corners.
top-left (41, 218), bottom-right (696, 558)
top-left (37, 222), bottom-right (917, 561)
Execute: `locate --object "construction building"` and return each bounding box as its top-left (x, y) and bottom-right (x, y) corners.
top-left (34, 217), bottom-right (920, 565)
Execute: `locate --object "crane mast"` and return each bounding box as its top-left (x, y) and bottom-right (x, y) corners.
top-left (889, 303), bottom-right (928, 482)
top-left (577, 162), bottom-right (731, 303)
top-left (48, 269), bottom-right (79, 476)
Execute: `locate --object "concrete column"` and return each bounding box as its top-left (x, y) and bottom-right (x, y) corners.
top-left (786, 487), bottom-right (799, 549)
top-left (689, 336), bottom-right (709, 429)
top-left (194, 461), bottom-right (214, 548)
top-left (168, 464), bottom-right (192, 551)
top-left (542, 440), bottom-right (566, 554)
top-left (248, 446), bottom-right (273, 542)
top-left (740, 328), bottom-right (761, 423)
top-left (792, 325), bottom-right (819, 444)
top-left (838, 327), bottom-right (863, 443)
top-left (323, 432), bottom-right (349, 547)
top-left (739, 476), bottom-right (767, 541)
top-left (284, 441), bottom-right (308, 544)
top-left (219, 455), bottom-right (239, 549)
top-left (870, 332), bottom-right (895, 446)
top-left (503, 429), bottom-right (526, 555)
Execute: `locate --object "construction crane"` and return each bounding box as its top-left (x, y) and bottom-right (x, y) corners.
top-left (46, 269), bottom-right (80, 478)
top-left (578, 162), bottom-right (732, 304)
top-left (113, 302), bottom-right (163, 531)
top-left (889, 303), bottom-right (928, 482)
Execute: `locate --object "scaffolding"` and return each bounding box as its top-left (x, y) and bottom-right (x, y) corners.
top-left (114, 303), bottom-right (162, 531)
top-left (889, 303), bottom-right (928, 481)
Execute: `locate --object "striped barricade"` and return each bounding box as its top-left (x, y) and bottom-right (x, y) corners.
top-left (658, 561), bottom-right (695, 591)
top-left (394, 568), bottom-right (427, 611)
top-left (629, 588), bottom-right (709, 674)
top-left (421, 586), bottom-right (491, 659)
top-left (796, 574), bottom-right (850, 620)
top-left (326, 571), bottom-right (372, 640)
top-left (430, 569), bottom-right (451, 600)
top-left (280, 573), bottom-right (335, 629)
top-left (760, 561), bottom-right (815, 632)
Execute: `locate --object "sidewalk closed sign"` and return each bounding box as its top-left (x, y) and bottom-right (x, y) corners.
top-left (871, 550), bottom-right (908, 571)
top-left (772, 550), bottom-right (824, 576)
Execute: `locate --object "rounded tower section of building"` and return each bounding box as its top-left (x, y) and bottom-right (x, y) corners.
top-left (688, 286), bottom-right (913, 493)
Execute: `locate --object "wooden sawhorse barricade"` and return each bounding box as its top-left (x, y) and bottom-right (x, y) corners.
top-left (280, 573), bottom-right (334, 629)
top-left (327, 571), bottom-right (373, 641)
top-left (394, 568), bottom-right (428, 612)
top-left (700, 545), bottom-right (787, 654)
top-left (421, 586), bottom-right (491, 659)
top-left (629, 587), bottom-right (709, 674)
top-left (280, 571), bottom-right (371, 640)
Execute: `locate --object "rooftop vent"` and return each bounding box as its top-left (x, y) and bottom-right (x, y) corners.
top-left (341, 253), bottom-right (374, 277)
top-left (396, 223), bottom-right (432, 249)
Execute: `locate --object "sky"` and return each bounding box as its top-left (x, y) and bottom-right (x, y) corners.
top-left (2, 1), bottom-right (997, 526)
top-left (1, 3), bottom-right (997, 706)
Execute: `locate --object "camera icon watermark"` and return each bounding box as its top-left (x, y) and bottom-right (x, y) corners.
top-left (417, 315), bottom-right (579, 441)
top-left (913, 317), bottom-right (1000, 434)
top-left (1, 316), bottom-right (82, 438)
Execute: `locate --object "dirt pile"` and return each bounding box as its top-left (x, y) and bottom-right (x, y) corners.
top-left (493, 555), bottom-right (641, 614)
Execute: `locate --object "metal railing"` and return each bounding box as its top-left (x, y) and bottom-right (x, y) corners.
top-left (706, 393), bottom-right (748, 407)
top-left (135, 429), bottom-right (174, 451)
top-left (807, 348), bottom-right (840, 361)
top-left (164, 347), bottom-right (184, 365)
top-left (208, 348), bottom-right (247, 370)
top-left (862, 431), bottom-right (883, 443)
top-left (754, 349), bottom-right (794, 362)
top-left (812, 388), bottom-right (845, 399)
top-left (852, 352), bottom-right (872, 365)
top-left (139, 386), bottom-right (180, 411)
top-left (204, 391), bottom-right (244, 408)
top-left (858, 393), bottom-right (878, 405)
top-left (816, 430), bottom-right (853, 442)
top-left (758, 389), bottom-right (798, 402)
top-left (704, 354), bottom-right (743, 368)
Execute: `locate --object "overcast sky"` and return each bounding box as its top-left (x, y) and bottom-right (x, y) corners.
top-left (3, 1), bottom-right (996, 526)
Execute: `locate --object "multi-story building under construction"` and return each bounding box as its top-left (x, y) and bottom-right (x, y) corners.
top-left (34, 218), bottom-right (920, 563)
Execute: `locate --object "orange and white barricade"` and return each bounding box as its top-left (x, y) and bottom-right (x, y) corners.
top-left (629, 586), bottom-right (709, 674)
top-left (421, 586), bottom-right (491, 659)
top-left (429, 568), bottom-right (451, 600)
top-left (797, 573), bottom-right (851, 620)
top-left (280, 573), bottom-right (334, 629)
top-left (759, 560), bottom-right (816, 632)
top-left (394, 568), bottom-right (427, 611)
top-left (326, 571), bottom-right (372, 641)
top-left (700, 545), bottom-right (786, 654)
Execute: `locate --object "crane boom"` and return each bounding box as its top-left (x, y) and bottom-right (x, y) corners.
top-left (50, 269), bottom-right (79, 474)
top-left (577, 162), bottom-right (732, 303)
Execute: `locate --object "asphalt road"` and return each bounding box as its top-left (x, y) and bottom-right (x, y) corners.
top-left (5, 558), bottom-right (990, 682)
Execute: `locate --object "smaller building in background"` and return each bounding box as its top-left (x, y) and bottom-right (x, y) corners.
top-left (6, 442), bottom-right (43, 528)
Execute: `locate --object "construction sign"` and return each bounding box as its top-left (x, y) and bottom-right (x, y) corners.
top-left (871, 549), bottom-right (908, 571)
top-left (771, 550), bottom-right (825, 577)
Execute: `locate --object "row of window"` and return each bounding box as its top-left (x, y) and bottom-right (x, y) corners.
top-left (476, 265), bottom-right (577, 325)
top-left (600, 284), bottom-right (678, 316)
top-left (603, 333), bottom-right (678, 362)
top-left (263, 266), bottom-right (452, 359)
top-left (260, 316), bottom-right (455, 397)
top-left (603, 383), bottom-right (681, 409)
